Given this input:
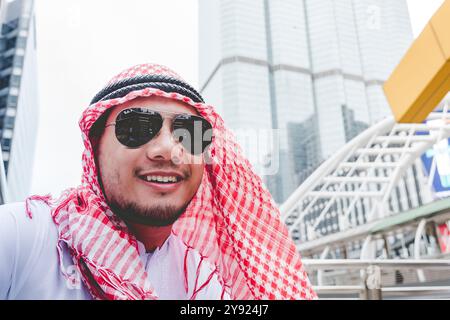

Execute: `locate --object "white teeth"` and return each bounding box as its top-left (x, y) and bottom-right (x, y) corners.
top-left (145, 175), bottom-right (178, 183)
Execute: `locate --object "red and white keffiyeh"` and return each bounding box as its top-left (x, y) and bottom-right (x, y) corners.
top-left (26, 63), bottom-right (317, 300)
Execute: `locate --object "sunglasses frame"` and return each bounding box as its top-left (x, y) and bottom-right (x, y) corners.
top-left (105, 107), bottom-right (213, 155)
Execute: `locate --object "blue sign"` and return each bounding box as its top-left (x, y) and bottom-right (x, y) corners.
top-left (419, 119), bottom-right (450, 196)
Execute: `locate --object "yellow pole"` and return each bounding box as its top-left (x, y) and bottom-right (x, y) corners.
top-left (383, 0), bottom-right (450, 123)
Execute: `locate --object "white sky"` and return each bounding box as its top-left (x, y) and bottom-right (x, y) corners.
top-left (29, 0), bottom-right (445, 197)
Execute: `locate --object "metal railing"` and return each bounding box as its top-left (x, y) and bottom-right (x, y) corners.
top-left (303, 259), bottom-right (450, 299)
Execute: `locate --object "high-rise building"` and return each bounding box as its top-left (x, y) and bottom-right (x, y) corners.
top-left (0, 0), bottom-right (38, 202)
top-left (199, 0), bottom-right (414, 203)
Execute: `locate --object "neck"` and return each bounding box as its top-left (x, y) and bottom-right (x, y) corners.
top-left (127, 223), bottom-right (173, 253)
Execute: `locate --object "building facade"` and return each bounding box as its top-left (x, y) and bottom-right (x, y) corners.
top-left (0, 0), bottom-right (38, 202)
top-left (199, 0), bottom-right (414, 203)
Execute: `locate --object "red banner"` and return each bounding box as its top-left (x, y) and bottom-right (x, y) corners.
top-left (437, 222), bottom-right (450, 253)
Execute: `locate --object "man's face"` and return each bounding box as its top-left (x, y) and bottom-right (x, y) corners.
top-left (96, 96), bottom-right (205, 226)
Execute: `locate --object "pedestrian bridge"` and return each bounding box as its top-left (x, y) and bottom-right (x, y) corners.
top-left (280, 108), bottom-right (450, 299)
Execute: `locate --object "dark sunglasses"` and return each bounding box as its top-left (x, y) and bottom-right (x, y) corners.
top-left (105, 108), bottom-right (213, 155)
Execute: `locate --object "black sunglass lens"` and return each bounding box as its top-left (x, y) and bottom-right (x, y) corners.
top-left (115, 109), bottom-right (163, 148)
top-left (173, 115), bottom-right (213, 155)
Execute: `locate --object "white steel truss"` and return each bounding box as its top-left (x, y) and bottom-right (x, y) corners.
top-left (280, 107), bottom-right (450, 247)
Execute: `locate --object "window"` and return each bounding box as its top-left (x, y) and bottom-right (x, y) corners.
top-left (0, 75), bottom-right (9, 90)
top-left (0, 39), bottom-right (6, 52)
top-left (6, 37), bottom-right (17, 51)
top-left (7, 95), bottom-right (18, 106)
top-left (16, 36), bottom-right (27, 49)
top-left (9, 75), bottom-right (20, 87)
top-left (3, 160), bottom-right (9, 176)
top-left (1, 19), bottom-right (19, 35)
top-left (20, 17), bottom-right (30, 31)
top-left (4, 116), bottom-right (15, 129)
top-left (13, 56), bottom-right (24, 68)
top-left (1, 138), bottom-right (11, 150)
top-left (0, 56), bottom-right (13, 70)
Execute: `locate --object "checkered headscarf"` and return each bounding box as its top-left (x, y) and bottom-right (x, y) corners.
top-left (26, 63), bottom-right (316, 300)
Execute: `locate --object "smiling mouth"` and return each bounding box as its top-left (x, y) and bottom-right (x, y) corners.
top-left (138, 174), bottom-right (183, 184)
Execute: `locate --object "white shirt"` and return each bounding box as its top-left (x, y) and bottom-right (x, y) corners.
top-left (0, 201), bottom-right (229, 300)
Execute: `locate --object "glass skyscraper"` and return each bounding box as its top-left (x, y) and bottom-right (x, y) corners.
top-left (0, 0), bottom-right (38, 202)
top-left (199, 0), bottom-right (415, 203)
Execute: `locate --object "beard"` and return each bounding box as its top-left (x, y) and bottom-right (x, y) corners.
top-left (107, 195), bottom-right (189, 227)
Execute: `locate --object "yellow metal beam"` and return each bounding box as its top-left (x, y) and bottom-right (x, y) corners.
top-left (383, 0), bottom-right (450, 123)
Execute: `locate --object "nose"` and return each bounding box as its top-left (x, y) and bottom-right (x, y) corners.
top-left (144, 120), bottom-right (183, 162)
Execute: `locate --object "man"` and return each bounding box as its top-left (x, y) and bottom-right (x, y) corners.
top-left (0, 64), bottom-right (316, 300)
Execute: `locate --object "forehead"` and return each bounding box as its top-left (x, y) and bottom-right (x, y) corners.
top-left (107, 96), bottom-right (199, 121)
